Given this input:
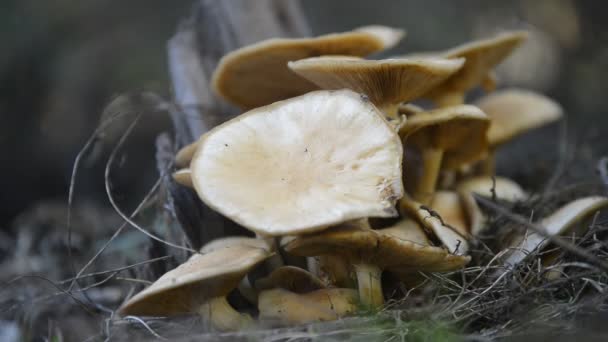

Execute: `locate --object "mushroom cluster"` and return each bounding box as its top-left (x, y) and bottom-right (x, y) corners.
top-left (120, 26), bottom-right (608, 330)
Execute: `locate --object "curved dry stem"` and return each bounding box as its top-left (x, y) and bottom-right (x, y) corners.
top-left (197, 296), bottom-right (253, 331)
top-left (414, 148), bottom-right (444, 205)
top-left (354, 263), bottom-right (383, 309)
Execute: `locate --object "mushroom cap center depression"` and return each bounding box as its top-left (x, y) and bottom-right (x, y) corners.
top-left (191, 91), bottom-right (403, 235)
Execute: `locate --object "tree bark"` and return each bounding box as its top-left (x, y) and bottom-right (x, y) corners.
top-left (165, 0), bottom-right (310, 248)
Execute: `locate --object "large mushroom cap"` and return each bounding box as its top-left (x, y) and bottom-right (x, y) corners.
top-left (119, 245), bottom-right (271, 316)
top-left (191, 90), bottom-right (404, 236)
top-left (399, 105), bottom-right (490, 169)
top-left (425, 31), bottom-right (528, 100)
top-left (475, 88), bottom-right (564, 147)
top-left (283, 222), bottom-right (469, 272)
top-left (288, 57), bottom-right (464, 111)
top-left (503, 196), bottom-right (608, 267)
top-left (212, 26), bottom-right (405, 109)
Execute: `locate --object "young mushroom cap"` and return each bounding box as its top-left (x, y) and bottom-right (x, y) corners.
top-left (475, 88), bottom-right (564, 148)
top-left (172, 169), bottom-right (193, 188)
top-left (190, 90), bottom-right (404, 236)
top-left (212, 26), bottom-right (405, 109)
top-left (255, 266), bottom-right (325, 293)
top-left (399, 105), bottom-right (490, 170)
top-left (457, 176), bottom-right (527, 236)
top-left (430, 191), bottom-right (470, 237)
top-left (399, 196), bottom-right (470, 255)
top-left (258, 288), bottom-right (359, 325)
top-left (118, 244), bottom-right (271, 317)
top-left (424, 31), bottom-right (528, 105)
top-left (288, 57), bottom-right (464, 117)
top-left (503, 196), bottom-right (608, 267)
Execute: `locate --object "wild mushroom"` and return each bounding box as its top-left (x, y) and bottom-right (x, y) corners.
top-left (420, 31), bottom-right (528, 107)
top-left (175, 140), bottom-right (200, 168)
top-left (398, 105), bottom-right (490, 205)
top-left (190, 90), bottom-right (404, 237)
top-left (502, 196), bottom-right (608, 268)
top-left (212, 26), bottom-right (405, 109)
top-left (255, 266), bottom-right (325, 293)
top-left (172, 169), bottom-right (193, 188)
top-left (119, 242), bottom-right (271, 331)
top-left (475, 88), bottom-right (564, 174)
top-left (258, 288), bottom-right (359, 325)
top-left (288, 56), bottom-right (464, 119)
top-left (399, 196), bottom-right (470, 255)
top-left (283, 219), bottom-right (470, 309)
top-left (457, 176), bottom-right (527, 236)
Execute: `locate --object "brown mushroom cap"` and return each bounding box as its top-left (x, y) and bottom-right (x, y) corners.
top-left (212, 26), bottom-right (405, 109)
top-left (475, 88), bottom-right (564, 147)
top-left (399, 105), bottom-right (490, 169)
top-left (283, 223), bottom-right (469, 272)
top-left (457, 176), bottom-right (527, 236)
top-left (119, 245), bottom-right (271, 316)
top-left (255, 266), bottom-right (325, 293)
top-left (424, 31), bottom-right (528, 102)
top-left (190, 90), bottom-right (404, 236)
top-left (288, 57), bottom-right (464, 113)
top-left (258, 288), bottom-right (359, 325)
top-left (503, 196), bottom-right (608, 267)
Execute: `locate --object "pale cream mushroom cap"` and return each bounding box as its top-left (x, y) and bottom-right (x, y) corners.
top-left (430, 191), bottom-right (470, 237)
top-left (190, 90), bottom-right (404, 236)
top-left (399, 105), bottom-right (490, 170)
top-left (200, 236), bottom-right (272, 254)
top-left (258, 288), bottom-right (359, 325)
top-left (175, 140), bottom-right (200, 168)
top-left (118, 245), bottom-right (271, 316)
top-left (475, 88), bottom-right (564, 147)
top-left (503, 196), bottom-right (608, 267)
top-left (288, 57), bottom-right (464, 112)
top-left (212, 26), bottom-right (405, 109)
top-left (457, 176), bottom-right (527, 236)
top-left (425, 31), bottom-right (528, 101)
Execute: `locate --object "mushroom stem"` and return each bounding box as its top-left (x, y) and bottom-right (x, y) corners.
top-left (353, 263), bottom-right (384, 309)
top-left (380, 103), bottom-right (400, 120)
top-left (414, 147), bottom-right (444, 205)
top-left (479, 150), bottom-right (496, 176)
top-left (238, 277), bottom-right (258, 304)
top-left (197, 296), bottom-right (253, 331)
top-left (435, 92), bottom-right (465, 107)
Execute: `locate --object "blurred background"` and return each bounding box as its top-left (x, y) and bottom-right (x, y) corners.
top-left (1, 0), bottom-right (607, 339)
top-left (2, 0), bottom-right (607, 230)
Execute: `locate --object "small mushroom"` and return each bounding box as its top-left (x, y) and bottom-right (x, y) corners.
top-left (288, 56), bottom-right (464, 119)
top-left (457, 176), bottom-right (527, 236)
top-left (398, 105), bottom-right (490, 204)
top-left (255, 266), bottom-right (325, 293)
top-left (175, 140), bottom-right (200, 168)
top-left (475, 88), bottom-right (564, 174)
top-left (258, 288), bottom-right (359, 325)
top-left (119, 243), bottom-right (272, 331)
top-left (172, 169), bottom-right (193, 188)
top-left (283, 219), bottom-right (470, 309)
top-left (190, 90), bottom-right (404, 236)
top-left (212, 26), bottom-right (405, 109)
top-left (421, 31), bottom-right (528, 106)
top-left (430, 191), bottom-right (471, 237)
top-left (399, 196), bottom-right (470, 255)
top-left (502, 196), bottom-right (608, 268)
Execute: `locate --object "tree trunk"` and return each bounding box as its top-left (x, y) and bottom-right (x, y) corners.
top-left (164, 0), bottom-right (310, 248)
